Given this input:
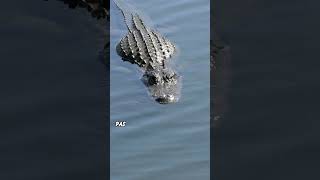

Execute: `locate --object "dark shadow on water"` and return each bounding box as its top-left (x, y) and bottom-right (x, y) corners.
top-left (0, 1), bottom-right (109, 179)
top-left (212, 0), bottom-right (320, 179)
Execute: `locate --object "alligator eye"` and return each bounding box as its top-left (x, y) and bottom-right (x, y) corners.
top-left (171, 73), bottom-right (177, 79)
top-left (164, 73), bottom-right (178, 83)
top-left (167, 72), bottom-right (176, 79)
top-left (148, 75), bottom-right (158, 85)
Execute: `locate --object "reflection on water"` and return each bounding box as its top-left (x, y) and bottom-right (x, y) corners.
top-left (110, 0), bottom-right (210, 179)
top-left (213, 0), bottom-right (320, 179)
top-left (1, 1), bottom-right (108, 179)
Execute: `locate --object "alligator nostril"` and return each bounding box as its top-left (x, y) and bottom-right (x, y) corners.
top-left (167, 95), bottom-right (175, 102)
top-left (155, 97), bottom-right (168, 104)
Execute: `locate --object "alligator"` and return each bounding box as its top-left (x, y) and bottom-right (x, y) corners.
top-left (112, 0), bottom-right (181, 104)
top-left (45, 0), bottom-right (231, 115)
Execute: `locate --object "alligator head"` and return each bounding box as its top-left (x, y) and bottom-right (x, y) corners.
top-left (141, 67), bottom-right (181, 104)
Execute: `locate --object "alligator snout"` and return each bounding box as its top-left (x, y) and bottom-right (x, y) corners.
top-left (155, 94), bottom-right (177, 104)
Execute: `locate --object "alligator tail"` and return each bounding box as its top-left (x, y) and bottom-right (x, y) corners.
top-left (112, 0), bottom-right (134, 32)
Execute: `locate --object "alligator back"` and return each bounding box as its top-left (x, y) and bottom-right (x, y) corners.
top-left (116, 15), bottom-right (175, 67)
top-left (113, 0), bottom-right (175, 69)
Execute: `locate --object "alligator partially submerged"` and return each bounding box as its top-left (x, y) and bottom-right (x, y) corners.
top-left (46, 0), bottom-right (231, 119)
top-left (113, 0), bottom-right (181, 104)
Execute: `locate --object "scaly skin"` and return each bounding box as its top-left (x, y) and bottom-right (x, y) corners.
top-left (113, 1), bottom-right (181, 104)
top-left (116, 14), bottom-right (175, 69)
